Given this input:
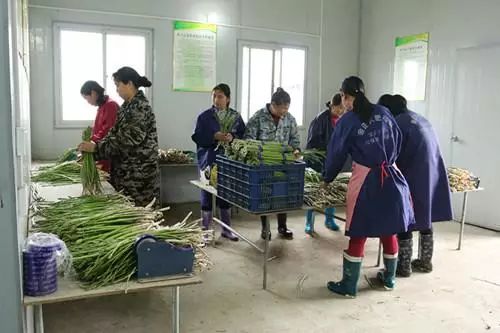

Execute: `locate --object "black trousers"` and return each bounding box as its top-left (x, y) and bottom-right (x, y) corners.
top-left (398, 228), bottom-right (433, 240)
top-left (260, 213), bottom-right (287, 230)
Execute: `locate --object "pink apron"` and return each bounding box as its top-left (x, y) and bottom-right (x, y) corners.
top-left (346, 161), bottom-right (399, 232)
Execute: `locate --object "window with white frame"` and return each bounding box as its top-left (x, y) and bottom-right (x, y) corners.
top-left (55, 23), bottom-right (151, 126)
top-left (238, 42), bottom-right (306, 126)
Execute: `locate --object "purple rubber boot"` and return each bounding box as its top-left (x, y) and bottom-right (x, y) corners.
top-left (201, 210), bottom-right (213, 244)
top-left (220, 208), bottom-right (239, 241)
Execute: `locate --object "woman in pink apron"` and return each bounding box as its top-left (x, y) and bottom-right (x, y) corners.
top-left (323, 76), bottom-right (415, 297)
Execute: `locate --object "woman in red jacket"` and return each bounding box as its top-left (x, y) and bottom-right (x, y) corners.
top-left (80, 81), bottom-right (119, 173)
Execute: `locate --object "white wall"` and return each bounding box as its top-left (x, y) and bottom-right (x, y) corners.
top-left (359, 0), bottom-right (500, 162)
top-left (321, 0), bottom-right (360, 105)
top-left (29, 0), bottom-right (360, 159)
top-left (0, 0), bottom-right (24, 331)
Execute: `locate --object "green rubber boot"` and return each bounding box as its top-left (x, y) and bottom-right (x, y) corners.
top-left (327, 252), bottom-right (362, 298)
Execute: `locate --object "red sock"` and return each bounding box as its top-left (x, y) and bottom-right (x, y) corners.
top-left (346, 237), bottom-right (367, 257)
top-left (381, 235), bottom-right (398, 255)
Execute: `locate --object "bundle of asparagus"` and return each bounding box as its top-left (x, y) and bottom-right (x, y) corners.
top-left (301, 149), bottom-right (327, 167)
top-left (214, 111), bottom-right (237, 151)
top-left (158, 149), bottom-right (194, 164)
top-left (216, 111), bottom-right (237, 133)
top-left (81, 127), bottom-right (102, 195)
top-left (303, 168), bottom-right (350, 208)
top-left (56, 148), bottom-right (78, 164)
top-left (225, 139), bottom-right (295, 165)
top-left (448, 167), bottom-right (480, 192)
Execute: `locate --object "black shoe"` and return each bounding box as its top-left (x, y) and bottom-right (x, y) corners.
top-left (261, 229), bottom-right (271, 240)
top-left (278, 227), bottom-right (293, 240)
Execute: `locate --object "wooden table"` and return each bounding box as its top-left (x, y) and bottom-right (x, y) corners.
top-left (24, 275), bottom-right (202, 333)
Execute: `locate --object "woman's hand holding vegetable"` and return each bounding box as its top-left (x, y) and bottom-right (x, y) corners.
top-left (214, 131), bottom-right (233, 143)
top-left (78, 141), bottom-right (96, 153)
top-left (214, 131), bottom-right (226, 142)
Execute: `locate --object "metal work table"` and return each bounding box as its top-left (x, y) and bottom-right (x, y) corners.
top-left (453, 187), bottom-right (484, 250)
top-left (24, 275), bottom-right (202, 333)
top-left (27, 180), bottom-right (203, 333)
top-left (190, 180), bottom-right (310, 290)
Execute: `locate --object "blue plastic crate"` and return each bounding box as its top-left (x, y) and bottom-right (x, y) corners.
top-left (216, 156), bottom-right (305, 213)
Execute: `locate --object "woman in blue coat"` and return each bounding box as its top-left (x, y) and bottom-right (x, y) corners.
top-left (324, 76), bottom-right (415, 297)
top-left (304, 93), bottom-right (345, 234)
top-left (191, 83), bottom-right (246, 241)
top-left (378, 94), bottom-right (452, 277)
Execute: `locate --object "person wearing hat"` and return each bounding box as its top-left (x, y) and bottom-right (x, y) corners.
top-left (323, 76), bottom-right (415, 297)
top-left (378, 94), bottom-right (452, 277)
top-left (304, 93), bottom-right (347, 235)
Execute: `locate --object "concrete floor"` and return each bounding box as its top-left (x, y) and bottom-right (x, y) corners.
top-left (44, 209), bottom-right (500, 333)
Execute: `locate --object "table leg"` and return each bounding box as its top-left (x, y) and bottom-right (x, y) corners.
top-left (211, 194), bottom-right (217, 246)
top-left (333, 215), bottom-right (346, 222)
top-left (34, 304), bottom-right (44, 333)
top-left (172, 286), bottom-right (180, 333)
top-left (213, 217), bottom-right (264, 253)
top-left (418, 232), bottom-right (421, 259)
top-left (376, 240), bottom-right (382, 267)
top-left (457, 192), bottom-right (469, 250)
top-left (263, 216), bottom-right (270, 290)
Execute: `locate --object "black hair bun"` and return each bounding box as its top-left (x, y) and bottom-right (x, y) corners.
top-left (137, 76), bottom-right (152, 88)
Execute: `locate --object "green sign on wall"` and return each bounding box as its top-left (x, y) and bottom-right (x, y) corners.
top-left (393, 32), bottom-right (429, 101)
top-left (173, 21), bottom-right (217, 92)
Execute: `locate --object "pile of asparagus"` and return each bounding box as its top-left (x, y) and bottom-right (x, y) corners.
top-left (32, 161), bottom-right (82, 185)
top-left (31, 161), bottom-right (108, 186)
top-left (31, 193), bottom-right (209, 289)
top-left (301, 149), bottom-right (327, 167)
top-left (303, 168), bottom-right (350, 208)
top-left (57, 148), bottom-right (78, 164)
top-left (158, 149), bottom-right (194, 164)
top-left (32, 128), bottom-right (108, 188)
top-left (448, 167), bottom-right (480, 192)
top-left (225, 139), bottom-right (296, 165)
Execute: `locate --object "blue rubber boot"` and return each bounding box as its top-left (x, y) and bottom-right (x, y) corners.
top-left (327, 252), bottom-right (362, 298)
top-left (377, 253), bottom-right (398, 290)
top-left (324, 207), bottom-right (340, 231)
top-left (305, 209), bottom-right (315, 235)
